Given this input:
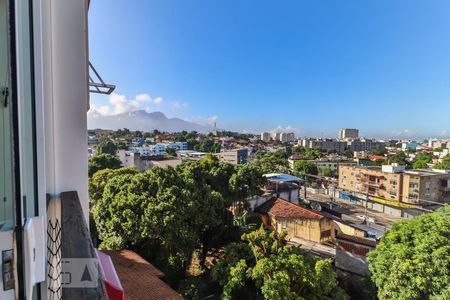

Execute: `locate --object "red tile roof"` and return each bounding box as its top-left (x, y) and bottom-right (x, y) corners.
top-left (368, 155), bottom-right (385, 161)
top-left (103, 250), bottom-right (182, 300)
top-left (255, 197), bottom-right (325, 220)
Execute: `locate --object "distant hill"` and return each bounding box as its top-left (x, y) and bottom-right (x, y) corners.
top-left (88, 110), bottom-right (214, 133)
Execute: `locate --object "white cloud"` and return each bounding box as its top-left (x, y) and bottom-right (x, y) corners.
top-left (88, 92), bottom-right (164, 116)
top-left (136, 93), bottom-right (163, 105)
top-left (389, 129), bottom-right (417, 138)
top-left (169, 101), bottom-right (188, 111)
top-left (270, 125), bottom-right (306, 136)
top-left (136, 93), bottom-right (151, 102)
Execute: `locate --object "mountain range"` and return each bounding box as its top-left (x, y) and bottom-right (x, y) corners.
top-left (88, 110), bottom-right (214, 133)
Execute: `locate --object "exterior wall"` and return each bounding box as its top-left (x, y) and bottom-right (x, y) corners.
top-left (272, 216), bottom-right (332, 243)
top-left (42, 0), bottom-right (90, 220)
top-left (339, 165), bottom-right (450, 206)
top-left (219, 149), bottom-right (248, 164)
top-left (339, 129), bottom-right (359, 140)
top-left (332, 220), bottom-right (367, 237)
top-left (335, 249), bottom-right (370, 276)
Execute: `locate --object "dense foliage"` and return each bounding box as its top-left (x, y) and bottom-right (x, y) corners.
top-left (368, 206), bottom-right (450, 300)
top-left (212, 226), bottom-right (348, 300)
top-left (252, 150), bottom-right (290, 173)
top-left (293, 160), bottom-right (318, 177)
top-left (434, 154), bottom-right (450, 170)
top-left (90, 156), bottom-right (265, 281)
top-left (412, 152), bottom-right (433, 169)
top-left (88, 153), bottom-right (122, 176)
top-left (96, 139), bottom-right (118, 155)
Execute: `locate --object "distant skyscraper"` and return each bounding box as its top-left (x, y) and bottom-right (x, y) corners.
top-left (339, 128), bottom-right (359, 140)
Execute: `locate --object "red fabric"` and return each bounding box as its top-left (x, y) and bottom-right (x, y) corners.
top-left (96, 249), bottom-right (126, 300)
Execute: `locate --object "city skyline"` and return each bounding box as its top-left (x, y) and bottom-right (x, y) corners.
top-left (88, 0), bottom-right (450, 139)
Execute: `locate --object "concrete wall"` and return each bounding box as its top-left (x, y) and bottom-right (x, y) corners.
top-left (41, 0), bottom-right (90, 220)
top-left (273, 216), bottom-right (332, 243)
top-left (335, 249), bottom-right (370, 276)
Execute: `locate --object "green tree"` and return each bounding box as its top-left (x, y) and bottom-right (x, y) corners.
top-left (342, 149), bottom-right (353, 158)
top-left (253, 150), bottom-right (290, 174)
top-left (165, 147), bottom-right (177, 156)
top-left (320, 166), bottom-right (334, 177)
top-left (88, 153), bottom-right (121, 177)
top-left (212, 226), bottom-right (348, 300)
top-left (368, 206), bottom-right (450, 300)
top-left (89, 167), bottom-right (137, 204)
top-left (412, 152), bottom-right (433, 169)
top-left (385, 151), bottom-right (408, 166)
top-left (434, 154), bottom-right (450, 170)
top-left (96, 139), bottom-right (118, 155)
top-left (293, 160), bottom-right (318, 177)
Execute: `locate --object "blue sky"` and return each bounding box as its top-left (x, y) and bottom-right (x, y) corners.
top-left (88, 0), bottom-right (450, 139)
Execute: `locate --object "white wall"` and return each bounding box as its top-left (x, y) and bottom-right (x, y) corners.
top-left (43, 0), bottom-right (89, 220)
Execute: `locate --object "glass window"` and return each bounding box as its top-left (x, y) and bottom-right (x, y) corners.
top-left (0, 0), bottom-right (13, 231)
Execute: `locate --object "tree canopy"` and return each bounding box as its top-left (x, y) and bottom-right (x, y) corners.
top-left (367, 206), bottom-right (450, 300)
top-left (252, 150), bottom-right (290, 174)
top-left (96, 139), bottom-right (118, 155)
top-left (90, 156), bottom-right (267, 280)
top-left (434, 154), bottom-right (450, 170)
top-left (88, 153), bottom-right (122, 177)
top-left (293, 160), bottom-right (318, 177)
top-left (212, 226), bottom-right (348, 300)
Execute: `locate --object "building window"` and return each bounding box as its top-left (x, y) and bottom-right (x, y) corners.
top-left (389, 190), bottom-right (397, 196)
top-left (409, 183), bottom-right (419, 189)
top-left (321, 230), bottom-right (331, 239)
top-left (390, 180), bottom-right (397, 185)
top-left (408, 194), bottom-right (419, 200)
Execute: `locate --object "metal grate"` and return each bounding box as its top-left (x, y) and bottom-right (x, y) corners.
top-left (47, 218), bottom-right (62, 300)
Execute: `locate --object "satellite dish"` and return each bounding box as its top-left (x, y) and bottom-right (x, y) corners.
top-left (311, 202), bottom-right (322, 212)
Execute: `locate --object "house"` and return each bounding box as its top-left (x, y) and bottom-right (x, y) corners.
top-left (255, 197), bottom-right (333, 243)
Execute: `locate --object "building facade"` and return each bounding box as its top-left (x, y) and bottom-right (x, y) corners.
top-left (339, 165), bottom-right (450, 206)
top-left (260, 132), bottom-right (270, 142)
top-left (219, 148), bottom-right (248, 164)
top-left (339, 128), bottom-right (359, 140)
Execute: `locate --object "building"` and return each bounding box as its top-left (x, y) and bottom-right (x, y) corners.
top-left (219, 149), bottom-right (248, 164)
top-left (0, 0), bottom-right (122, 299)
top-left (338, 165), bottom-right (450, 208)
top-left (88, 135), bottom-right (98, 146)
top-left (272, 132), bottom-right (281, 141)
top-left (339, 128), bottom-right (359, 140)
top-left (279, 132), bottom-right (295, 142)
top-left (104, 250), bottom-right (182, 300)
top-left (255, 197), bottom-right (333, 243)
top-left (131, 137), bottom-right (145, 145)
top-left (129, 142), bottom-right (188, 156)
top-left (402, 141), bottom-right (417, 151)
top-left (346, 139), bottom-right (385, 152)
top-left (428, 139), bottom-right (449, 149)
top-left (300, 138), bottom-right (347, 152)
top-left (260, 132), bottom-right (270, 142)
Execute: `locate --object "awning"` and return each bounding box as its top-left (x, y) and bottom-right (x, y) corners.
top-left (263, 173), bottom-right (305, 183)
top-left (96, 249), bottom-right (126, 300)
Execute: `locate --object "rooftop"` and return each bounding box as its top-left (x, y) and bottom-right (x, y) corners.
top-left (264, 173), bottom-right (305, 183)
top-left (103, 250), bottom-right (182, 300)
top-left (256, 197), bottom-right (324, 220)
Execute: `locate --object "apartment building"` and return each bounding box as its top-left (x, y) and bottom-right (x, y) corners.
top-left (339, 128), bottom-right (359, 140)
top-left (219, 149), bottom-right (248, 164)
top-left (339, 165), bottom-right (450, 206)
top-left (129, 142), bottom-right (188, 156)
top-left (260, 132), bottom-right (270, 142)
top-left (299, 138), bottom-right (347, 152)
top-left (346, 139), bottom-right (385, 152)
